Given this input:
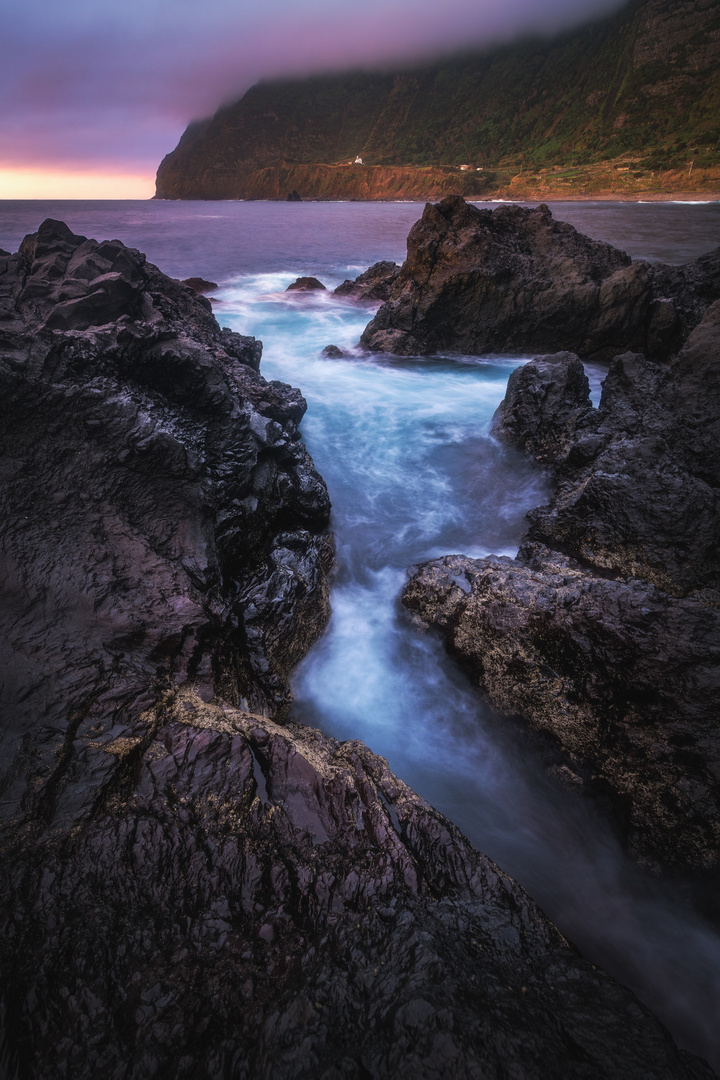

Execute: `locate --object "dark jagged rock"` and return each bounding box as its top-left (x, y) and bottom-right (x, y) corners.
top-left (286, 188), bottom-right (302, 201)
top-left (403, 549), bottom-right (720, 870)
top-left (334, 260), bottom-right (401, 302)
top-left (404, 302), bottom-right (720, 870)
top-left (0, 220), bottom-right (713, 1078)
top-left (491, 351), bottom-right (593, 465)
top-left (320, 344), bottom-right (347, 358)
top-left (286, 276), bottom-right (326, 292)
top-left (360, 196), bottom-right (720, 359)
top-left (181, 275), bottom-right (219, 293)
top-left (523, 307), bottom-right (720, 598)
top-left (1, 690), bottom-right (713, 1080)
top-left (0, 217), bottom-right (333, 773)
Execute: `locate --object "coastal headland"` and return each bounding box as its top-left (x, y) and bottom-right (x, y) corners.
top-left (154, 0), bottom-right (720, 204)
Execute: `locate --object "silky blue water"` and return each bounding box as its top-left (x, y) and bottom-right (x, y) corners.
top-left (2, 198), bottom-right (720, 1067)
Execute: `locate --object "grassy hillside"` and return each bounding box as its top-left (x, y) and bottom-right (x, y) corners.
top-left (155, 0), bottom-right (720, 199)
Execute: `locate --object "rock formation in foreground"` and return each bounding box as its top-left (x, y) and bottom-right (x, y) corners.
top-left (4, 690), bottom-right (713, 1080)
top-left (0, 218), bottom-right (332, 726)
top-left (360, 196), bottom-right (720, 359)
top-left (403, 304), bottom-right (720, 871)
top-left (334, 260), bottom-right (401, 302)
top-left (0, 221), bottom-right (713, 1077)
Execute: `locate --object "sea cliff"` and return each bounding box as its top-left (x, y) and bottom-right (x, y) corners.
top-left (155, 0), bottom-right (720, 202)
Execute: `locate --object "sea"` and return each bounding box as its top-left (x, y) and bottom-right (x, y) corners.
top-left (2, 197), bottom-right (720, 1068)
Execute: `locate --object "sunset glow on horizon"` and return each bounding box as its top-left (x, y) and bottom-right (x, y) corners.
top-left (0, 168), bottom-right (154, 201)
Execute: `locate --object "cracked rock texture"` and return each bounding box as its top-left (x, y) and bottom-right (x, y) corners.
top-left (0, 219), bottom-right (714, 1079)
top-left (0, 218), bottom-right (333, 735)
top-left (1, 691), bottom-right (713, 1080)
top-left (360, 196), bottom-right (720, 359)
top-left (404, 304), bottom-right (720, 870)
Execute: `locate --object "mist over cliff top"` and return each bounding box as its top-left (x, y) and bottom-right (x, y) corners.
top-left (155, 0), bottom-right (720, 202)
top-left (2, 0), bottom-right (626, 176)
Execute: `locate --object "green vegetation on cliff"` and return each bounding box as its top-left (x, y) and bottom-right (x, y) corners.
top-left (156, 0), bottom-right (720, 199)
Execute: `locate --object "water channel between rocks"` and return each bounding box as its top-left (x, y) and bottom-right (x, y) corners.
top-left (2, 198), bottom-right (720, 1068)
top-left (222, 270), bottom-right (720, 1072)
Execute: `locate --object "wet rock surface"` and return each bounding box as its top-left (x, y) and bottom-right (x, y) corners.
top-left (0, 219), bottom-right (715, 1078)
top-left (1, 691), bottom-right (713, 1080)
top-left (334, 260), bottom-right (401, 302)
top-left (360, 196), bottom-right (720, 359)
top-left (181, 276), bottom-right (219, 293)
top-left (512, 310), bottom-right (720, 598)
top-left (403, 549), bottom-right (720, 870)
top-left (404, 304), bottom-right (720, 870)
top-left (286, 276), bottom-right (326, 292)
top-left (491, 351), bottom-right (593, 465)
top-left (0, 218), bottom-right (332, 733)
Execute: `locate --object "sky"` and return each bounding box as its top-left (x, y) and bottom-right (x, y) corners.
top-left (0, 0), bottom-right (626, 199)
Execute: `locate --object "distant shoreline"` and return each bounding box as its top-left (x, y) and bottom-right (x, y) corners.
top-left (153, 159), bottom-right (720, 205)
top-left (151, 193), bottom-right (720, 204)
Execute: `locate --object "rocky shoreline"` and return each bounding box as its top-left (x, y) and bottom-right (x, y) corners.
top-left (0, 217), bottom-right (717, 1078)
top-left (361, 197), bottom-right (720, 359)
top-left (388, 197), bottom-right (720, 870)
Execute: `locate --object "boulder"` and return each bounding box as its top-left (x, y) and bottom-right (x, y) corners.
top-left (334, 260), bottom-right (401, 302)
top-left (181, 275), bottom-right (219, 292)
top-left (320, 343), bottom-right (347, 358)
top-left (286, 275), bottom-right (326, 291)
top-left (491, 351), bottom-right (593, 464)
top-left (360, 196), bottom-right (720, 359)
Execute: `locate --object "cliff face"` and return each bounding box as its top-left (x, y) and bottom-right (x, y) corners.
top-left (1, 221), bottom-right (713, 1078)
top-left (155, 0), bottom-right (720, 200)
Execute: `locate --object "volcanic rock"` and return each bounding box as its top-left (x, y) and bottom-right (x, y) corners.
top-left (404, 303), bottom-right (720, 869)
top-left (1, 690), bottom-right (713, 1079)
top-left (0, 217), bottom-right (332, 751)
top-left (403, 548), bottom-right (720, 870)
top-left (181, 276), bottom-right (219, 293)
top-left (522, 308), bottom-right (720, 598)
top-left (360, 196), bottom-right (720, 359)
top-left (286, 276), bottom-right (326, 291)
top-left (334, 260), bottom-right (401, 302)
top-left (491, 351), bottom-right (593, 465)
top-left (320, 344), bottom-right (347, 358)
top-left (0, 219), bottom-right (715, 1078)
